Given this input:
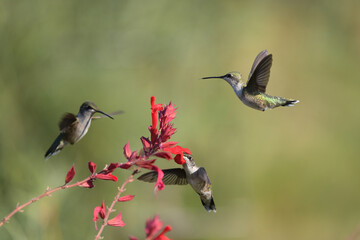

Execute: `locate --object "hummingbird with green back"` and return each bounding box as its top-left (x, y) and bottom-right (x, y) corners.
top-left (202, 50), bottom-right (299, 111)
top-left (44, 101), bottom-right (119, 160)
top-left (138, 154), bottom-right (216, 212)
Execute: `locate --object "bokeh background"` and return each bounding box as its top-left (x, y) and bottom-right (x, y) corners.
top-left (1, 0), bottom-right (360, 239)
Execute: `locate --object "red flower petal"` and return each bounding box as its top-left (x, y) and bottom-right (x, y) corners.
top-left (129, 151), bottom-right (138, 161)
top-left (65, 164), bottom-right (75, 184)
top-left (154, 167), bottom-right (165, 192)
top-left (145, 215), bottom-right (163, 238)
top-left (124, 142), bottom-right (132, 159)
top-left (159, 103), bottom-right (177, 126)
top-left (154, 152), bottom-right (172, 160)
top-left (174, 154), bottom-right (186, 165)
top-left (88, 161), bottom-right (97, 174)
top-left (159, 125), bottom-right (177, 142)
top-left (79, 179), bottom-right (94, 188)
top-left (140, 137), bottom-right (151, 149)
top-left (163, 146), bottom-right (192, 155)
top-left (160, 141), bottom-right (178, 149)
top-left (100, 201), bottom-right (106, 219)
top-left (154, 225), bottom-right (172, 240)
top-left (117, 195), bottom-right (135, 202)
top-left (151, 96), bottom-right (163, 112)
top-left (150, 96), bottom-right (163, 144)
top-left (93, 206), bottom-right (102, 222)
top-left (129, 236), bottom-right (138, 240)
top-left (108, 212), bottom-right (125, 227)
top-left (136, 159), bottom-right (156, 169)
top-left (96, 173), bottom-right (118, 182)
top-left (93, 201), bottom-right (106, 230)
top-left (107, 163), bottom-right (119, 172)
top-left (119, 162), bottom-right (133, 169)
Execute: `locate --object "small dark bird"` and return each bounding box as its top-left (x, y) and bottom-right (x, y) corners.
top-left (202, 50), bottom-right (299, 111)
top-left (138, 154), bottom-right (216, 212)
top-left (45, 101), bottom-right (117, 160)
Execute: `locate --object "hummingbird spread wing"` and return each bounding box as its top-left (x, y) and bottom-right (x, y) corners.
top-left (247, 50), bottom-right (273, 93)
top-left (138, 168), bottom-right (188, 185)
top-left (92, 110), bottom-right (124, 120)
top-left (58, 113), bottom-right (77, 132)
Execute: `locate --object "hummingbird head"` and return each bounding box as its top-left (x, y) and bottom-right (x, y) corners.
top-left (183, 153), bottom-right (196, 167)
top-left (79, 101), bottom-right (114, 119)
top-left (202, 71), bottom-right (244, 87)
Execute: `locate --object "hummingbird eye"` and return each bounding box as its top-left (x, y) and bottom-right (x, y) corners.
top-left (226, 74), bottom-right (232, 78)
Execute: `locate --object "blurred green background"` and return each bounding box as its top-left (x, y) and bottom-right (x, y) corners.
top-left (1, 0), bottom-right (360, 239)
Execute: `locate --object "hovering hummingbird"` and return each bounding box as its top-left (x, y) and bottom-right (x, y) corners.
top-left (138, 154), bottom-right (216, 212)
top-left (202, 50), bottom-right (299, 111)
top-left (44, 101), bottom-right (118, 160)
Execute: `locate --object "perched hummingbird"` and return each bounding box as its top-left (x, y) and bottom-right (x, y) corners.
top-left (44, 101), bottom-right (116, 160)
top-left (138, 154), bottom-right (216, 212)
top-left (202, 50), bottom-right (299, 111)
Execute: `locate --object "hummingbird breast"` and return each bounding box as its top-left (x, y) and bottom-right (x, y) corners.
top-left (63, 118), bottom-right (92, 144)
top-left (240, 88), bottom-right (267, 111)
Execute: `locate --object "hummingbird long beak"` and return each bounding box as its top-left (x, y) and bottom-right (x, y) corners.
top-left (201, 75), bottom-right (225, 80)
top-left (95, 110), bottom-right (114, 119)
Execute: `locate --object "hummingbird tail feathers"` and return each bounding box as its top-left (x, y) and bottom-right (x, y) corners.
top-left (45, 134), bottom-right (65, 160)
top-left (282, 99), bottom-right (299, 107)
top-left (201, 196), bottom-right (216, 213)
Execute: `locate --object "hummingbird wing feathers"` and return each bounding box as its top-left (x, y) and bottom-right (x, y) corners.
top-left (59, 113), bottom-right (77, 132)
top-left (58, 113), bottom-right (80, 144)
top-left (248, 50), bottom-right (268, 79)
top-left (138, 168), bottom-right (188, 185)
top-left (247, 50), bottom-right (273, 93)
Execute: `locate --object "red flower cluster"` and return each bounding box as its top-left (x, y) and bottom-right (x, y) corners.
top-left (63, 162), bottom-right (119, 188)
top-left (119, 96), bottom-right (191, 192)
top-left (93, 196), bottom-right (133, 230)
top-left (130, 215), bottom-right (172, 240)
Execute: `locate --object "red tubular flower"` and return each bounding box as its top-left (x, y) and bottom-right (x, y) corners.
top-left (124, 142), bottom-right (132, 159)
top-left (93, 201), bottom-right (106, 230)
top-left (154, 152), bottom-right (172, 160)
top-left (119, 162), bottom-right (133, 169)
top-left (65, 164), bottom-right (75, 184)
top-left (162, 146), bottom-right (191, 155)
top-left (160, 141), bottom-right (178, 148)
top-left (96, 173), bottom-right (118, 182)
top-left (141, 137), bottom-right (151, 150)
top-left (154, 225), bottom-right (172, 240)
top-left (117, 195), bottom-right (135, 202)
top-left (107, 163), bottom-right (119, 172)
top-left (145, 215), bottom-right (172, 240)
top-left (154, 167), bottom-right (165, 192)
top-left (174, 154), bottom-right (185, 165)
top-left (145, 215), bottom-right (163, 239)
top-left (100, 201), bottom-right (106, 219)
top-left (162, 146), bottom-right (192, 165)
top-left (159, 124), bottom-right (176, 143)
top-left (93, 206), bottom-right (102, 222)
top-left (150, 96), bottom-right (163, 143)
top-left (159, 103), bottom-right (177, 127)
top-left (79, 179), bottom-right (94, 188)
top-left (88, 161), bottom-right (97, 175)
top-left (108, 212), bottom-right (125, 227)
